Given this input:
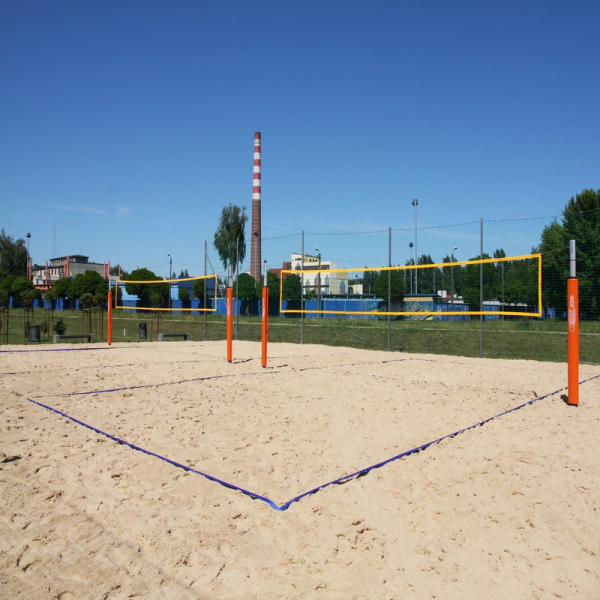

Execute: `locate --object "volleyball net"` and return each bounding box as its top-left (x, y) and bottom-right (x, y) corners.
top-left (280, 253), bottom-right (542, 319)
top-left (114, 274), bottom-right (218, 312)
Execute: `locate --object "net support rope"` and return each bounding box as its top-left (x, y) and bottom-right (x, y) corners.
top-left (25, 369), bottom-right (599, 511)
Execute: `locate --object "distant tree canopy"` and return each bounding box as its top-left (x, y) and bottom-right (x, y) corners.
top-left (125, 268), bottom-right (168, 307)
top-left (537, 188), bottom-right (600, 319)
top-left (10, 276), bottom-right (40, 307)
top-left (374, 270), bottom-right (404, 304)
top-left (282, 273), bottom-right (302, 302)
top-left (235, 272), bottom-right (257, 300)
top-left (213, 204), bottom-right (248, 275)
top-left (68, 270), bottom-right (108, 303)
top-left (415, 254), bottom-right (440, 295)
top-left (191, 277), bottom-right (213, 309)
top-left (0, 229), bottom-right (28, 281)
top-left (362, 268), bottom-right (379, 295)
top-left (51, 277), bottom-right (72, 300)
top-left (257, 271), bottom-right (280, 302)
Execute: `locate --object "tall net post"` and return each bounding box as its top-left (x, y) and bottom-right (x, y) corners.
top-left (107, 290), bottom-right (112, 345)
top-left (567, 240), bottom-right (579, 406)
top-left (262, 261), bottom-right (268, 367)
top-left (227, 265), bottom-right (233, 363)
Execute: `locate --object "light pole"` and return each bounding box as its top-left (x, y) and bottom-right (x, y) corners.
top-left (451, 246), bottom-right (458, 321)
top-left (412, 198), bottom-right (418, 294)
top-left (408, 242), bottom-right (413, 295)
top-left (26, 233), bottom-right (31, 278)
top-left (167, 253), bottom-right (172, 309)
top-left (315, 247), bottom-right (321, 318)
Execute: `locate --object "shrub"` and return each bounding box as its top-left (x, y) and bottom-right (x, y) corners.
top-left (54, 319), bottom-right (67, 335)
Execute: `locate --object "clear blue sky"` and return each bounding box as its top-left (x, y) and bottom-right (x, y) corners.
top-left (1, 0), bottom-right (598, 277)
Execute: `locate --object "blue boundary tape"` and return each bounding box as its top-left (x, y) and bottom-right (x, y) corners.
top-left (25, 372), bottom-right (600, 511)
top-left (0, 347), bottom-right (117, 354)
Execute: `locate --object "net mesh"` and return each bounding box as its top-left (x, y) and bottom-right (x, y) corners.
top-left (115, 274), bottom-right (218, 312)
top-left (280, 253), bottom-right (542, 319)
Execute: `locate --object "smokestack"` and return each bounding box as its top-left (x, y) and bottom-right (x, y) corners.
top-left (250, 132), bottom-right (262, 282)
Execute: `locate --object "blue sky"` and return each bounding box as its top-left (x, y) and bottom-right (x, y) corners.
top-left (1, 0), bottom-right (598, 278)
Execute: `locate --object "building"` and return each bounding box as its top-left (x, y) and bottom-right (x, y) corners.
top-left (31, 255), bottom-right (110, 290)
top-left (289, 253), bottom-right (349, 295)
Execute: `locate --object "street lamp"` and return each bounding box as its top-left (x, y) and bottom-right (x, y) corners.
top-left (451, 246), bottom-right (458, 321)
top-left (26, 233), bottom-right (31, 278)
top-left (408, 242), bottom-right (413, 295)
top-left (412, 198), bottom-right (418, 294)
top-left (315, 247), bottom-right (321, 318)
top-left (167, 253), bottom-right (172, 309)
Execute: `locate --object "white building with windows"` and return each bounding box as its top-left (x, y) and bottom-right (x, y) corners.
top-left (289, 253), bottom-right (349, 295)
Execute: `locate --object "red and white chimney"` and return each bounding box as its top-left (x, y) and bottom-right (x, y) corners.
top-left (250, 132), bottom-right (262, 282)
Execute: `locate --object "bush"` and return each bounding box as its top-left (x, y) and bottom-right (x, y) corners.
top-left (54, 319), bottom-right (67, 335)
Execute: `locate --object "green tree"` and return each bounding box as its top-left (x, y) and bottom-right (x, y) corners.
top-left (362, 268), bottom-right (379, 295)
top-left (125, 268), bottom-right (168, 307)
top-left (562, 189), bottom-right (600, 319)
top-left (44, 286), bottom-right (57, 308)
top-left (462, 254), bottom-right (496, 311)
top-left (537, 220), bottom-right (568, 316)
top-left (192, 278), bottom-right (212, 308)
top-left (257, 271), bottom-right (280, 314)
top-left (282, 273), bottom-right (302, 301)
top-left (0, 229), bottom-right (27, 280)
top-left (79, 292), bottom-right (95, 309)
top-left (52, 277), bottom-right (72, 300)
top-left (11, 276), bottom-right (40, 307)
top-left (374, 270), bottom-right (404, 304)
top-left (213, 204), bottom-right (248, 275)
top-left (538, 189), bottom-right (600, 319)
top-left (0, 288), bottom-right (10, 307)
top-left (68, 270), bottom-right (108, 301)
top-left (0, 274), bottom-right (18, 299)
top-left (415, 254), bottom-right (440, 294)
top-left (235, 272), bottom-right (258, 300)
top-left (178, 288), bottom-right (190, 302)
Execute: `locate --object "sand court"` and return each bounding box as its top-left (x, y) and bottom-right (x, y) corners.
top-left (1, 341), bottom-right (599, 598)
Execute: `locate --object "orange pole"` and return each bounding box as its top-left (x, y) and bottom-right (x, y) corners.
top-left (261, 285), bottom-right (268, 367)
top-left (107, 290), bottom-right (113, 346)
top-left (567, 278), bottom-right (579, 406)
top-left (226, 286), bottom-right (233, 362)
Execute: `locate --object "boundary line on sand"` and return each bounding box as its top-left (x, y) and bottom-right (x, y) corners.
top-left (25, 373), bottom-right (599, 511)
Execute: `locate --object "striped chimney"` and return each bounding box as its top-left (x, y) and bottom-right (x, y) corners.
top-left (250, 132), bottom-right (262, 281)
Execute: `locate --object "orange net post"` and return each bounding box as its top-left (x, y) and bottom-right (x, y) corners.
top-left (226, 286), bottom-right (233, 363)
top-left (567, 277), bottom-right (579, 406)
top-left (261, 262), bottom-right (268, 368)
top-left (107, 290), bottom-right (112, 346)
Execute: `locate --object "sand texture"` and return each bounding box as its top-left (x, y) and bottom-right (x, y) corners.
top-left (1, 341), bottom-right (599, 599)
